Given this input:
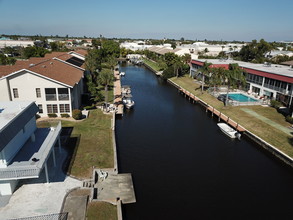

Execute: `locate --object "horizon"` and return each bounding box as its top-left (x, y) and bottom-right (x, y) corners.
top-left (0, 0), bottom-right (292, 42)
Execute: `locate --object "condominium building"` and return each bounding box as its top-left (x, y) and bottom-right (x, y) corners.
top-left (0, 50), bottom-right (87, 117)
top-left (190, 59), bottom-right (293, 108)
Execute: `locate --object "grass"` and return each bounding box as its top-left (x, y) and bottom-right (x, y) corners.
top-left (170, 75), bottom-right (293, 157)
top-left (86, 202), bottom-right (117, 220)
top-left (37, 109), bottom-right (114, 178)
top-left (142, 58), bottom-right (162, 72)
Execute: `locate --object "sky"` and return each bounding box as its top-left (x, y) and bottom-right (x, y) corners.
top-left (0, 0), bottom-right (292, 42)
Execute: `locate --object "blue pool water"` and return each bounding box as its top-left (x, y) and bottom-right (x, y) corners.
top-left (228, 93), bottom-right (258, 102)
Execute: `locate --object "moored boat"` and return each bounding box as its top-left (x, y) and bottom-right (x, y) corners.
top-left (217, 123), bottom-right (241, 139)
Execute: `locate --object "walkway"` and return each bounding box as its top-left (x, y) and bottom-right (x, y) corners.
top-left (114, 70), bottom-right (123, 115)
top-left (241, 108), bottom-right (292, 136)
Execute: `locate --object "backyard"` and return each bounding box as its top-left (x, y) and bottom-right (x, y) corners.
top-left (170, 75), bottom-right (293, 157)
top-left (37, 108), bottom-right (116, 219)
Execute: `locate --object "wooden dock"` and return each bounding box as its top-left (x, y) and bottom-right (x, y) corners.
top-left (114, 70), bottom-right (124, 115)
top-left (168, 80), bottom-right (246, 132)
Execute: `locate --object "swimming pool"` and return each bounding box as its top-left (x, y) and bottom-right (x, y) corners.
top-left (228, 93), bottom-right (258, 102)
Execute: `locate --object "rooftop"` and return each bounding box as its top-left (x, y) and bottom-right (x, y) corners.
top-left (194, 59), bottom-right (293, 78)
top-left (0, 101), bottom-right (33, 132)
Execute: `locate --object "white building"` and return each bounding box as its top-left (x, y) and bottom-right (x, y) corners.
top-left (0, 40), bottom-right (35, 49)
top-left (0, 101), bottom-right (61, 195)
top-left (120, 41), bottom-right (153, 51)
top-left (0, 51), bottom-right (87, 117)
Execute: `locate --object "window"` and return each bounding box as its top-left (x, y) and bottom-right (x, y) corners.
top-left (45, 88), bottom-right (57, 101)
top-left (36, 88), bottom-right (41, 98)
top-left (37, 104), bottom-right (43, 113)
top-left (47, 104), bottom-right (58, 113)
top-left (59, 104), bottom-right (70, 113)
top-left (13, 88), bottom-right (19, 98)
top-left (58, 88), bottom-right (69, 100)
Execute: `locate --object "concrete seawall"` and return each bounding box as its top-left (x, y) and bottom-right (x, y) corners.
top-left (143, 62), bottom-right (162, 76)
top-left (167, 79), bottom-right (293, 168)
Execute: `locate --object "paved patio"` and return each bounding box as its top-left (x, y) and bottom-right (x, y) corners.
top-left (0, 148), bottom-right (82, 219)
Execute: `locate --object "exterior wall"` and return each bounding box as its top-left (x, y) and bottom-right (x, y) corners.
top-left (7, 70), bottom-right (73, 116)
top-left (71, 78), bottom-right (84, 109)
top-left (0, 78), bottom-right (11, 101)
top-left (0, 117), bottom-right (36, 168)
top-left (0, 180), bottom-right (18, 195)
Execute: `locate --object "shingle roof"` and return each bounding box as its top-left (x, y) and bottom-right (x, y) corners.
top-left (0, 51), bottom-right (85, 87)
top-left (29, 59), bottom-right (84, 87)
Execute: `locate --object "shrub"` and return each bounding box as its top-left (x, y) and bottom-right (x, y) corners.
top-left (48, 113), bottom-right (57, 118)
top-left (72, 109), bottom-right (82, 120)
top-left (270, 100), bottom-right (282, 109)
top-left (286, 116), bottom-right (293, 124)
top-left (61, 113), bottom-right (70, 118)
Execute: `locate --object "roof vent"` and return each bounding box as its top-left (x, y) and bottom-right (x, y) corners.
top-left (0, 108), bottom-right (4, 113)
top-left (263, 62), bottom-right (271, 67)
top-left (29, 64), bottom-right (35, 67)
top-left (50, 62), bottom-right (53, 65)
top-left (42, 65), bottom-right (46, 68)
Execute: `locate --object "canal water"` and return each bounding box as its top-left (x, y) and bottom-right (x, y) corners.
top-left (115, 64), bottom-right (293, 220)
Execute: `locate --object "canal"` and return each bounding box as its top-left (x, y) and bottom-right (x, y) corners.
top-left (115, 64), bottom-right (293, 219)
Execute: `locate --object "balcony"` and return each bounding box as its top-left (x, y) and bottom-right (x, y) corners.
top-left (263, 84), bottom-right (287, 94)
top-left (45, 94), bottom-right (57, 101)
top-left (0, 122), bottom-right (61, 180)
top-left (58, 94), bottom-right (69, 101)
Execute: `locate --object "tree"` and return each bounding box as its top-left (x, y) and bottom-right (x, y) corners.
top-left (198, 61), bottom-right (212, 93)
top-left (209, 67), bottom-right (226, 91)
top-left (85, 49), bottom-right (102, 78)
top-left (101, 40), bottom-right (120, 58)
top-left (98, 69), bottom-right (115, 110)
top-left (86, 74), bottom-right (103, 103)
top-left (204, 48), bottom-right (209, 55)
top-left (182, 53), bottom-right (191, 64)
top-left (224, 63), bottom-right (246, 106)
top-left (0, 54), bottom-right (16, 65)
top-left (164, 52), bottom-right (179, 67)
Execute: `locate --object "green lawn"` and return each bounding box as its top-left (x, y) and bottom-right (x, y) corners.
top-left (142, 58), bottom-right (162, 72)
top-left (86, 202), bottom-right (117, 220)
top-left (170, 75), bottom-right (293, 157)
top-left (37, 109), bottom-right (114, 178)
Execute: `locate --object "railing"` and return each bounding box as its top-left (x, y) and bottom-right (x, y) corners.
top-left (58, 94), bottom-right (69, 101)
top-left (45, 94), bottom-right (57, 101)
top-left (0, 166), bottom-right (40, 180)
top-left (263, 84), bottom-right (287, 94)
top-left (36, 122), bottom-right (62, 169)
top-left (7, 213), bottom-right (68, 220)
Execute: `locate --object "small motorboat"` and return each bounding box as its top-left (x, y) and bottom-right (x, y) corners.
top-left (122, 94), bottom-right (135, 109)
top-left (120, 72), bottom-right (125, 76)
top-left (217, 123), bottom-right (241, 139)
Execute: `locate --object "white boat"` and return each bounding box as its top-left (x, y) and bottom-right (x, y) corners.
top-left (217, 123), bottom-right (241, 139)
top-left (122, 94), bottom-right (135, 109)
top-left (120, 72), bottom-right (125, 76)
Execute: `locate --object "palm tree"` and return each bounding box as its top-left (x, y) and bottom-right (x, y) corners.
top-left (223, 63), bottom-right (246, 106)
top-left (209, 67), bottom-right (226, 94)
top-left (98, 69), bottom-right (115, 111)
top-left (198, 61), bottom-right (212, 93)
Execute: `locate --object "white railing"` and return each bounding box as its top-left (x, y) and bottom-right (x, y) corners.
top-left (0, 166), bottom-right (40, 180)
